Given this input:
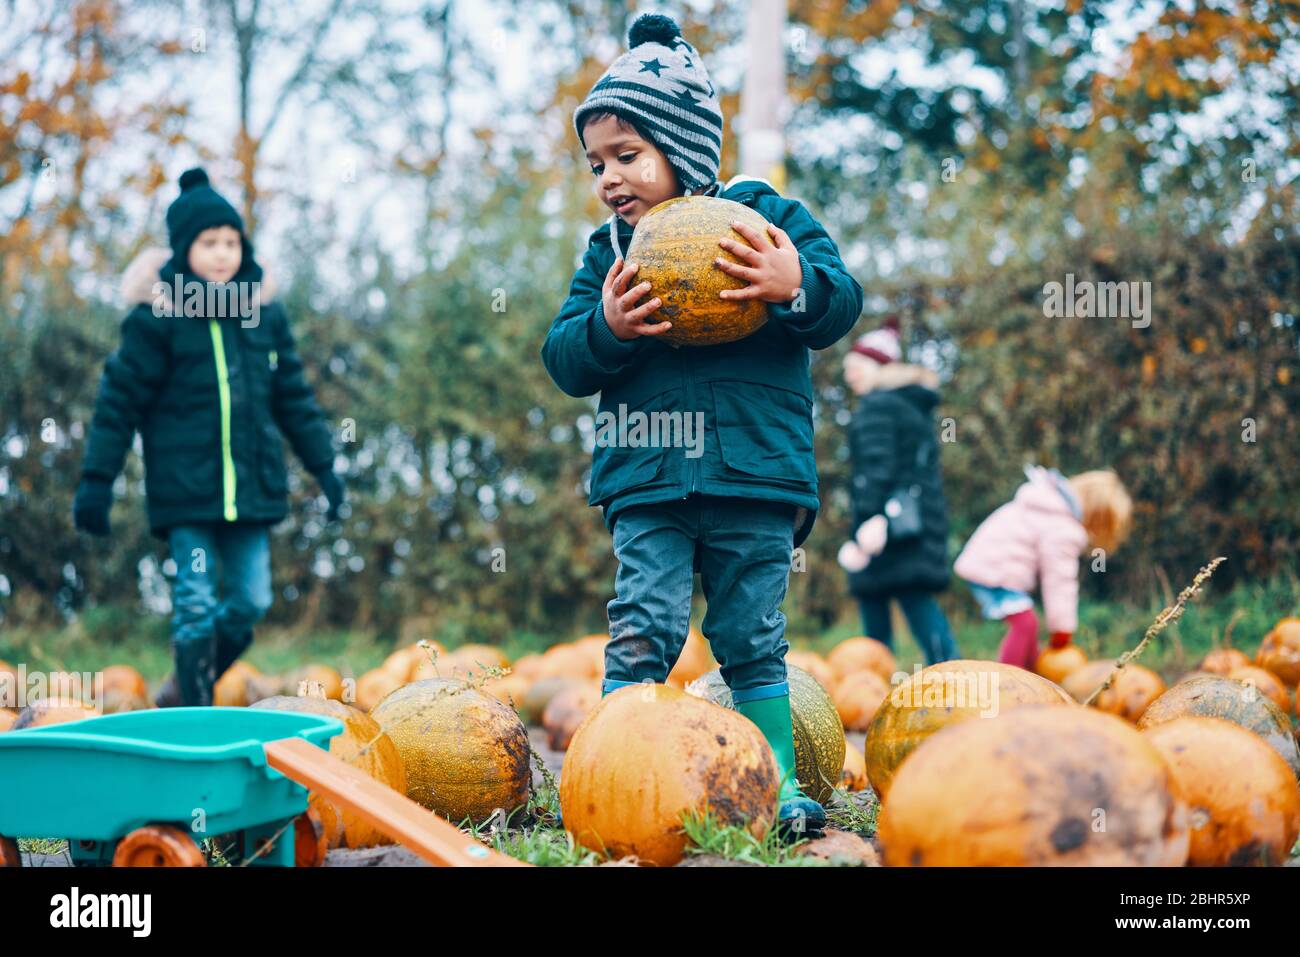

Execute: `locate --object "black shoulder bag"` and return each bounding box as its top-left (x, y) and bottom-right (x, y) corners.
top-left (882, 439), bottom-right (930, 541)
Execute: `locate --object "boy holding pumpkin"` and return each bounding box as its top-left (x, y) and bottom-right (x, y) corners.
top-left (542, 14), bottom-right (863, 832)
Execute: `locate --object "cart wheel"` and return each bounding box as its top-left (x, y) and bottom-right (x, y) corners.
top-left (112, 825), bottom-right (206, 867)
top-left (293, 807), bottom-right (329, 867)
top-left (0, 836), bottom-right (21, 867)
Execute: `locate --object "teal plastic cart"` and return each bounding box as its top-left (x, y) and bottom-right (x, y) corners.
top-left (0, 707), bottom-right (343, 867)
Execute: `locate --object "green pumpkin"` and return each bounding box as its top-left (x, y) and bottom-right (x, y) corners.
top-left (689, 664), bottom-right (845, 804)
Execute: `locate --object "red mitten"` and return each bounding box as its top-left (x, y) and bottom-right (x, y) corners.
top-left (1049, 631), bottom-right (1073, 649)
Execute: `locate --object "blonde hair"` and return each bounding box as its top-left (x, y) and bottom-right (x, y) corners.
top-left (1067, 470), bottom-right (1133, 554)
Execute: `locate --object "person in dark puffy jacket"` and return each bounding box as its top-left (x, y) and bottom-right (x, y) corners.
top-left (73, 168), bottom-right (345, 707)
top-left (836, 319), bottom-right (958, 664)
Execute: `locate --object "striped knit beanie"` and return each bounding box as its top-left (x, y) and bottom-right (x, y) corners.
top-left (573, 13), bottom-right (723, 194)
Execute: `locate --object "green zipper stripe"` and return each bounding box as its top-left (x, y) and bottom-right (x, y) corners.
top-left (208, 320), bottom-right (238, 521)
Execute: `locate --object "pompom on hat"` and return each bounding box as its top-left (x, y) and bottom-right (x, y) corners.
top-left (573, 13), bottom-right (724, 194)
top-left (850, 316), bottom-right (902, 365)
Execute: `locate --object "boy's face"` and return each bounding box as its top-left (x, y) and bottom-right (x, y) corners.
top-left (584, 115), bottom-right (681, 228)
top-left (187, 225), bottom-right (242, 283)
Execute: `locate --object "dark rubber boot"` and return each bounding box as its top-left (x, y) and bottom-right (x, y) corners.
top-left (173, 636), bottom-right (217, 707)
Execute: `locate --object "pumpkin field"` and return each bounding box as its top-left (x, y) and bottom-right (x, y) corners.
top-left (6, 568), bottom-right (1300, 868)
top-left (2, 0), bottom-right (1299, 904)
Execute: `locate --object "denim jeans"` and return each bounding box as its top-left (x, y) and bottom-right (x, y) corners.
top-left (605, 496), bottom-right (796, 693)
top-left (858, 589), bottom-right (959, 665)
top-left (169, 523), bottom-right (272, 703)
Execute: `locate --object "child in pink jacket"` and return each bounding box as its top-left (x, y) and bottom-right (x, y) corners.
top-left (953, 467), bottom-right (1132, 669)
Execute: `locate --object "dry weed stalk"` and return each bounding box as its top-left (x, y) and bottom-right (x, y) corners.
top-left (1082, 557), bottom-right (1226, 708)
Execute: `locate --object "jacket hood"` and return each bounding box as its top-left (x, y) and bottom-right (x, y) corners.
top-left (1014, 465), bottom-right (1083, 519)
top-left (121, 246), bottom-right (277, 308)
top-left (850, 360), bottom-right (939, 395)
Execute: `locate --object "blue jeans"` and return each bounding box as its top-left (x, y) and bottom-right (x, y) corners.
top-left (169, 523), bottom-right (272, 703)
top-left (605, 496), bottom-right (795, 693)
top-left (858, 589), bottom-right (959, 665)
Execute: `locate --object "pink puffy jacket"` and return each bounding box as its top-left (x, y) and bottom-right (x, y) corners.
top-left (953, 467), bottom-right (1088, 634)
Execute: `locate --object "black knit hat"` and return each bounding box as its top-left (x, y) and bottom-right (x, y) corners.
top-left (163, 168), bottom-right (260, 282)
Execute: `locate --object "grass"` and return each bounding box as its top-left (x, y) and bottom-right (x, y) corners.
top-left (5, 574), bottom-right (1296, 687)
top-left (798, 572), bottom-right (1300, 684)
top-left (678, 807), bottom-right (831, 866)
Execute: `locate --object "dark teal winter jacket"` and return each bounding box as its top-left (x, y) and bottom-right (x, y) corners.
top-left (80, 250), bottom-right (335, 536)
top-left (541, 178), bottom-right (863, 546)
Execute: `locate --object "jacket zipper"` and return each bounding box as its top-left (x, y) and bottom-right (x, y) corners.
top-left (682, 348), bottom-right (699, 497)
top-left (208, 319), bottom-right (238, 521)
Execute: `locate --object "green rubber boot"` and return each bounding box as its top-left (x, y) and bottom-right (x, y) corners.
top-left (734, 685), bottom-right (827, 838)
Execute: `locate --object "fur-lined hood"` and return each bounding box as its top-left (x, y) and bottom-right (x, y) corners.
top-left (120, 247), bottom-right (277, 307)
top-left (843, 355), bottom-right (939, 396)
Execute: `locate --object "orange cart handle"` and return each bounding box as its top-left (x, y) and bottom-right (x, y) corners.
top-left (264, 736), bottom-right (530, 867)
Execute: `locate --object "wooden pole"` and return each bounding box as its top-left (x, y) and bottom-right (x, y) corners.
top-left (739, 0), bottom-right (788, 192)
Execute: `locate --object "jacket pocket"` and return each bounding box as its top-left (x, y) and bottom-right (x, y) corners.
top-left (144, 439), bottom-right (221, 506)
top-left (711, 380), bottom-right (817, 489)
top-left (586, 389), bottom-right (679, 505)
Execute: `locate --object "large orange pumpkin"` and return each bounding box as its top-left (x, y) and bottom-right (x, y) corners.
top-left (213, 660), bottom-right (260, 707)
top-left (1199, 647), bottom-right (1252, 676)
top-left (479, 672), bottom-right (532, 713)
top-left (542, 681), bottom-right (602, 751)
top-left (559, 684), bottom-right (778, 866)
top-left (354, 667), bottom-right (404, 712)
top-left (1143, 716), bottom-right (1300, 866)
top-left (519, 676), bottom-right (582, 725)
top-left (878, 705), bottom-right (1189, 866)
top-left (101, 665), bottom-right (148, 700)
top-left (535, 643), bottom-right (600, 682)
top-left (1035, 644), bottom-right (1088, 685)
top-left (831, 670), bottom-right (892, 732)
top-left (1137, 675), bottom-right (1300, 779)
top-left (252, 691), bottom-right (407, 848)
top-left (864, 660), bottom-right (1073, 801)
top-left (12, 697), bottom-right (97, 729)
top-left (0, 709), bottom-right (16, 732)
top-left (1256, 618), bottom-right (1300, 686)
top-left (1227, 665), bottom-right (1290, 712)
top-left (840, 738), bottom-right (869, 792)
top-left (0, 660), bottom-right (17, 703)
top-left (370, 678), bottom-right (531, 825)
top-left (1062, 660), bottom-right (1165, 722)
top-left (687, 665), bottom-right (846, 804)
top-left (665, 627), bottom-right (716, 688)
top-left (786, 650), bottom-right (836, 690)
top-left (827, 637), bottom-right (896, 683)
top-left (284, 664), bottom-right (344, 701)
top-left (624, 196), bottom-right (771, 347)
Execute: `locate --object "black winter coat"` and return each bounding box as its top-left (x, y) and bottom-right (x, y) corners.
top-left (846, 377), bottom-right (950, 597)
top-left (80, 250), bottom-right (335, 536)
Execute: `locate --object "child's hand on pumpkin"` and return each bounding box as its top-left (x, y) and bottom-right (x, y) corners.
top-left (602, 257), bottom-right (672, 341)
top-left (715, 221), bottom-right (803, 304)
